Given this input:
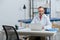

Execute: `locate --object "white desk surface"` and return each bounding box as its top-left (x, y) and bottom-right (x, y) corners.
top-left (7, 28), bottom-right (56, 36)
top-left (0, 28), bottom-right (57, 36)
top-left (0, 28), bottom-right (57, 40)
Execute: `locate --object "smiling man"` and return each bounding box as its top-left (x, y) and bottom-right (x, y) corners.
top-left (31, 6), bottom-right (52, 30)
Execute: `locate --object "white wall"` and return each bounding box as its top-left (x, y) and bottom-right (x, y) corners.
top-left (51, 0), bottom-right (60, 18)
top-left (51, 0), bottom-right (60, 24)
top-left (17, 0), bottom-right (30, 20)
top-left (0, 0), bottom-right (29, 26)
top-left (51, 0), bottom-right (56, 18)
top-left (0, 0), bottom-right (17, 25)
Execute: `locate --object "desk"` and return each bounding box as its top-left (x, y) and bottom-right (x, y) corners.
top-left (9, 30), bottom-right (57, 40)
top-left (0, 28), bottom-right (57, 40)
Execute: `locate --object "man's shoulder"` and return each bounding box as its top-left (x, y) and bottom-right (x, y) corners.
top-left (44, 14), bottom-right (48, 17)
top-left (43, 14), bottom-right (49, 19)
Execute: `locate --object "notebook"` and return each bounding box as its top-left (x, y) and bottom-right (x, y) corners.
top-left (29, 23), bottom-right (43, 31)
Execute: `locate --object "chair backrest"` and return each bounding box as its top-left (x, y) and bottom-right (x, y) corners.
top-left (2, 25), bottom-right (20, 40)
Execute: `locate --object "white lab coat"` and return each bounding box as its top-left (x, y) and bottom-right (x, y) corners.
top-left (31, 14), bottom-right (52, 29)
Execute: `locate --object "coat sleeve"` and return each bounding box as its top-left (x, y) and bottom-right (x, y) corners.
top-left (44, 17), bottom-right (52, 29)
top-left (31, 16), bottom-right (37, 24)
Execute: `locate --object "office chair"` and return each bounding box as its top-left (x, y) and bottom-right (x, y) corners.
top-left (2, 25), bottom-right (20, 40)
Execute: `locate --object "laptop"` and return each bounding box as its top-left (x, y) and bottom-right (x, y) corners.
top-left (29, 23), bottom-right (43, 31)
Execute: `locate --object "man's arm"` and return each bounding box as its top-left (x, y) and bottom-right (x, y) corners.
top-left (44, 17), bottom-right (52, 29)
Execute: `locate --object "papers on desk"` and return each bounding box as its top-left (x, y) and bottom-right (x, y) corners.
top-left (18, 27), bottom-right (58, 32)
top-left (18, 27), bottom-right (31, 31)
top-left (18, 27), bottom-right (25, 30)
top-left (45, 28), bottom-right (59, 32)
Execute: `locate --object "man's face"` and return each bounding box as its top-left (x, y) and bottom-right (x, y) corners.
top-left (38, 8), bottom-right (45, 16)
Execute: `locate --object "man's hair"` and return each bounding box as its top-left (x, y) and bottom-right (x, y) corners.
top-left (38, 6), bottom-right (44, 9)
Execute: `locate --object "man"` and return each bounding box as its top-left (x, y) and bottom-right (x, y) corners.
top-left (29, 6), bottom-right (52, 40)
top-left (31, 6), bottom-right (52, 30)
